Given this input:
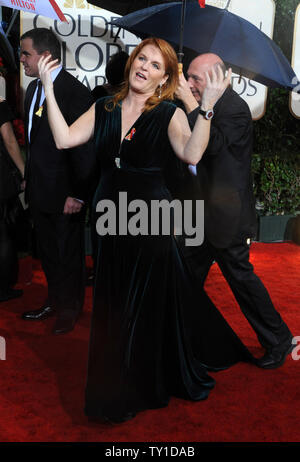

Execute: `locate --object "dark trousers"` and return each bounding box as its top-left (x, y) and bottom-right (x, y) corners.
top-left (181, 237), bottom-right (292, 350)
top-left (31, 207), bottom-right (86, 319)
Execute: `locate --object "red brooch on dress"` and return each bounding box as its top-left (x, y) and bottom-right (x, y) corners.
top-left (125, 128), bottom-right (136, 141)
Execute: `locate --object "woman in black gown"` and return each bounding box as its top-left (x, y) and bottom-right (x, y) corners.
top-left (38, 38), bottom-right (253, 423)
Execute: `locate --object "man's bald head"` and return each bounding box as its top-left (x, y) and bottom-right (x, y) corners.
top-left (192, 53), bottom-right (224, 69)
top-left (187, 53), bottom-right (226, 103)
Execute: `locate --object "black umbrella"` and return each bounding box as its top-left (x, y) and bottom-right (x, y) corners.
top-left (88, 0), bottom-right (189, 65)
top-left (111, 1), bottom-right (300, 90)
top-left (86, 0), bottom-right (176, 16)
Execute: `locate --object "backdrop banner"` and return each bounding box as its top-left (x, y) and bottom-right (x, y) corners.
top-left (20, 0), bottom-right (288, 121)
top-left (20, 0), bottom-right (140, 96)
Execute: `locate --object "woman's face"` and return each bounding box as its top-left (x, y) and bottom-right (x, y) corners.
top-left (129, 44), bottom-right (168, 96)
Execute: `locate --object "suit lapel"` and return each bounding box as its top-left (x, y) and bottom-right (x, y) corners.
top-left (25, 80), bottom-right (36, 113)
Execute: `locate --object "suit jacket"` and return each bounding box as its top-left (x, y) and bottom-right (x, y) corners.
top-left (24, 69), bottom-right (97, 213)
top-left (184, 87), bottom-right (257, 248)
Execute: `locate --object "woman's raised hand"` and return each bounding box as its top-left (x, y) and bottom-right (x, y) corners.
top-left (201, 65), bottom-right (232, 109)
top-left (38, 55), bottom-right (60, 92)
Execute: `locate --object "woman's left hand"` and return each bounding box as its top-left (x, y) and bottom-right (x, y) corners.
top-left (201, 65), bottom-right (232, 109)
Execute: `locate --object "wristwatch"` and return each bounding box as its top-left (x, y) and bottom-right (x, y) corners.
top-left (198, 107), bottom-right (214, 120)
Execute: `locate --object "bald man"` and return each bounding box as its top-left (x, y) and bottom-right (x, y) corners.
top-left (175, 53), bottom-right (293, 369)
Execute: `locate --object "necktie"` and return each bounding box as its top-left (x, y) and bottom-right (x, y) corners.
top-left (31, 80), bottom-right (42, 138)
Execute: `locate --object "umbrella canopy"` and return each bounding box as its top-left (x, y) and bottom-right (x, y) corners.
top-left (86, 0), bottom-right (175, 16)
top-left (0, 0), bottom-right (67, 22)
top-left (111, 0), bottom-right (299, 90)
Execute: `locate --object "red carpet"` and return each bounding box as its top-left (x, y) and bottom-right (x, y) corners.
top-left (0, 242), bottom-right (299, 443)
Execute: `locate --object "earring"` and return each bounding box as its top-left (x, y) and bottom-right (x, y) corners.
top-left (158, 83), bottom-right (162, 99)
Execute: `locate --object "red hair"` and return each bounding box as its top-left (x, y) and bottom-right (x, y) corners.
top-left (106, 38), bottom-right (179, 112)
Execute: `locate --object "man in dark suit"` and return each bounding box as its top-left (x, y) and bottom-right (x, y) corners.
top-left (175, 53), bottom-right (293, 369)
top-left (20, 28), bottom-right (95, 334)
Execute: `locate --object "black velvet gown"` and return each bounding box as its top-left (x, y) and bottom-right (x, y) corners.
top-left (84, 98), bottom-right (252, 421)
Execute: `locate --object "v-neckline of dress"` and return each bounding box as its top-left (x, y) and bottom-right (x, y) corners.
top-left (119, 101), bottom-right (144, 146)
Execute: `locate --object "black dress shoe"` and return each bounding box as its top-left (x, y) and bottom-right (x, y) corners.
top-left (0, 288), bottom-right (23, 302)
top-left (22, 306), bottom-right (56, 321)
top-left (256, 338), bottom-right (295, 369)
top-left (52, 315), bottom-right (77, 335)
